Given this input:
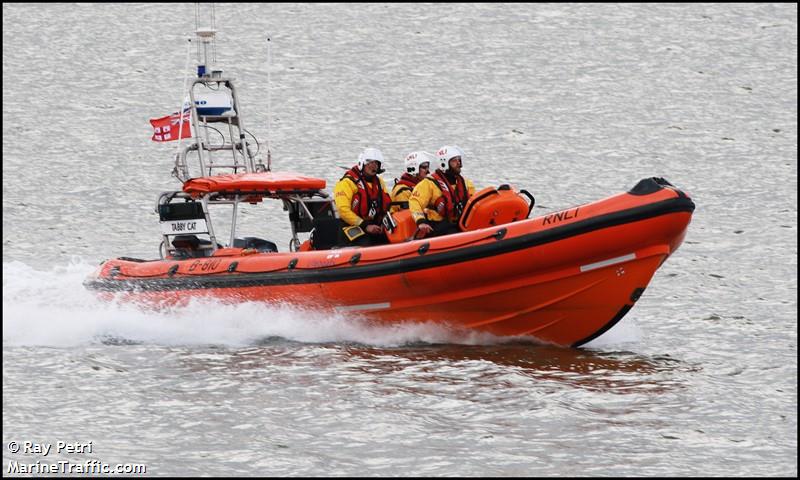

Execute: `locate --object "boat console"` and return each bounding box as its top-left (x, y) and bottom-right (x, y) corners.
top-left (170, 234), bottom-right (216, 259)
top-left (232, 237), bottom-right (278, 252)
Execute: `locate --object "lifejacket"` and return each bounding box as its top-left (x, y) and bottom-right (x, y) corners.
top-left (428, 169), bottom-right (469, 222)
top-left (392, 173), bottom-right (419, 207)
top-left (394, 173), bottom-right (419, 194)
top-left (342, 167), bottom-right (391, 222)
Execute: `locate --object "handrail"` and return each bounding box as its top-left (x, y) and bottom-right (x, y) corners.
top-left (519, 189), bottom-right (536, 217)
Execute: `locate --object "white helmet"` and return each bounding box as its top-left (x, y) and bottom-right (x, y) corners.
top-left (357, 147), bottom-right (385, 170)
top-left (404, 151), bottom-right (435, 175)
top-left (436, 145), bottom-right (465, 170)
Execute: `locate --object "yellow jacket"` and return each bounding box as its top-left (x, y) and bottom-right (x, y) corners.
top-left (334, 173), bottom-right (389, 227)
top-left (409, 175), bottom-right (475, 224)
top-left (390, 181), bottom-right (415, 213)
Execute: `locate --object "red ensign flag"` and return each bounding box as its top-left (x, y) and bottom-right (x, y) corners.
top-left (150, 111), bottom-right (192, 142)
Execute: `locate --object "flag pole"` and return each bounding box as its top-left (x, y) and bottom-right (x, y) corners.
top-left (175, 37), bottom-right (193, 169)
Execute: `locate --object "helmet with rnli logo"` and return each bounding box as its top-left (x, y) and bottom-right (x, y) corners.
top-left (436, 145), bottom-right (465, 170)
top-left (358, 147), bottom-right (385, 171)
top-left (404, 151), bottom-right (435, 175)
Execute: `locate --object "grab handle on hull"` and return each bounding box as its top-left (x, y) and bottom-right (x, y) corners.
top-left (519, 189), bottom-right (536, 217)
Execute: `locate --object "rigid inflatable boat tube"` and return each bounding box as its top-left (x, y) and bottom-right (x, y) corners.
top-left (85, 196), bottom-right (695, 292)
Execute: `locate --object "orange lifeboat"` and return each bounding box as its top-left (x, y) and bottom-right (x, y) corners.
top-left (84, 176), bottom-right (695, 348)
top-left (90, 25), bottom-right (698, 347)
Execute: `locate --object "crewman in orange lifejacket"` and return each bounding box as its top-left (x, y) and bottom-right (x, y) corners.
top-left (334, 147), bottom-right (392, 246)
top-left (390, 151), bottom-right (433, 213)
top-left (409, 145), bottom-right (476, 238)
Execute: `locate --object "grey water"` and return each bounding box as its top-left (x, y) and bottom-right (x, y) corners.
top-left (2, 3), bottom-right (796, 476)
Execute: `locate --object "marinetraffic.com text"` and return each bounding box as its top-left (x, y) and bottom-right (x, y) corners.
top-left (6, 441), bottom-right (146, 475)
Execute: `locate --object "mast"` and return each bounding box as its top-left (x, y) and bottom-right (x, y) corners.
top-left (173, 5), bottom-right (264, 182)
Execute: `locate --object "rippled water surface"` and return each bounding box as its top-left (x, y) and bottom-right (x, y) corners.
top-left (3, 3), bottom-right (797, 476)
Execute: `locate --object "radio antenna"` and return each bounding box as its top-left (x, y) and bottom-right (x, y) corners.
top-left (266, 36), bottom-right (272, 172)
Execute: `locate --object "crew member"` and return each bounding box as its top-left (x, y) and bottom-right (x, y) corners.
top-left (334, 147), bottom-right (392, 246)
top-left (390, 151), bottom-right (433, 212)
top-left (408, 145), bottom-right (475, 238)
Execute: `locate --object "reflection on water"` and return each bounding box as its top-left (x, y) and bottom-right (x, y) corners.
top-left (171, 339), bottom-right (695, 395)
top-left (351, 343), bottom-right (695, 394)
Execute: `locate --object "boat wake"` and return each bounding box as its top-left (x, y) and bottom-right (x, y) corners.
top-left (3, 261), bottom-right (639, 348)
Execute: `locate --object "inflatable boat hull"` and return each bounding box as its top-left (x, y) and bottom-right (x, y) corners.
top-left (85, 178), bottom-right (694, 347)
